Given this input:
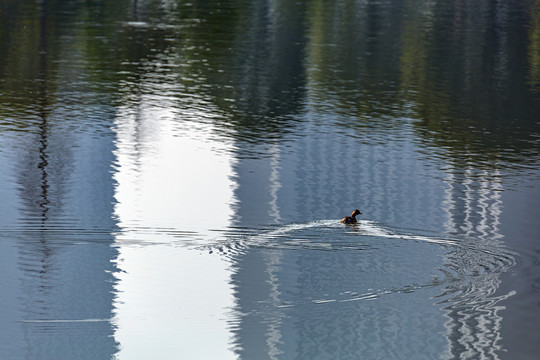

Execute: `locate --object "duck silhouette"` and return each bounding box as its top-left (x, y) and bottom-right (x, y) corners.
top-left (340, 209), bottom-right (362, 224)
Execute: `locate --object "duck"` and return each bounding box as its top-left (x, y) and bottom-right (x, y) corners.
top-left (340, 209), bottom-right (362, 224)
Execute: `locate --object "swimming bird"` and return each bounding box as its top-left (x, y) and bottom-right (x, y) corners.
top-left (340, 209), bottom-right (362, 224)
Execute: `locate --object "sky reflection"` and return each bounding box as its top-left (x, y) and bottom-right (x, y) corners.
top-left (111, 87), bottom-right (237, 358)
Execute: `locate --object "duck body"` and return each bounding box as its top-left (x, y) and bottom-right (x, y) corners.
top-left (340, 209), bottom-right (361, 224)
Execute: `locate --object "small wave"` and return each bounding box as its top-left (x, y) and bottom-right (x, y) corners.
top-left (217, 219), bottom-right (460, 252)
top-left (355, 220), bottom-right (461, 247)
top-left (208, 219), bottom-right (517, 283)
top-left (22, 318), bottom-right (113, 323)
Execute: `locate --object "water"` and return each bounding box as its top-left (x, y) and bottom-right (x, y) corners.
top-left (1, 0), bottom-right (539, 359)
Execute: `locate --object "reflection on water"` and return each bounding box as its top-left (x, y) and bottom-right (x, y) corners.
top-left (223, 218), bottom-right (516, 358)
top-left (439, 166), bottom-right (516, 359)
top-left (111, 79), bottom-right (237, 358)
top-left (1, 0), bottom-right (539, 359)
top-left (0, 73), bottom-right (120, 360)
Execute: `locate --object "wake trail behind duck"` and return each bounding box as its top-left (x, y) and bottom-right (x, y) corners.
top-left (358, 221), bottom-right (461, 247)
top-left (243, 219), bottom-right (460, 249)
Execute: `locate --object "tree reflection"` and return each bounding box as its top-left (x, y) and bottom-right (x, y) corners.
top-left (529, 0), bottom-right (540, 92)
top-left (1, 0), bottom-right (539, 168)
top-left (398, 0), bottom-right (540, 169)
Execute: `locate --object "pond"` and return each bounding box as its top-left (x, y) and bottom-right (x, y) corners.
top-left (0, 0), bottom-right (539, 359)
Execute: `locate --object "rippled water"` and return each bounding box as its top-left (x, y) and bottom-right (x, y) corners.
top-left (1, 0), bottom-right (540, 359)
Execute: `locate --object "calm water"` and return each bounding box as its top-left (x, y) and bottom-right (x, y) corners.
top-left (1, 0), bottom-right (539, 359)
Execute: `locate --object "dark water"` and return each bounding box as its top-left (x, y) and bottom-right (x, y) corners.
top-left (1, 0), bottom-right (539, 359)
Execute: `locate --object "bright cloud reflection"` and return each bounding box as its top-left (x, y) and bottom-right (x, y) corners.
top-left (111, 98), bottom-right (237, 359)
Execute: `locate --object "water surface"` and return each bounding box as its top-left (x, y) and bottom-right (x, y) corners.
top-left (1, 0), bottom-right (539, 359)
